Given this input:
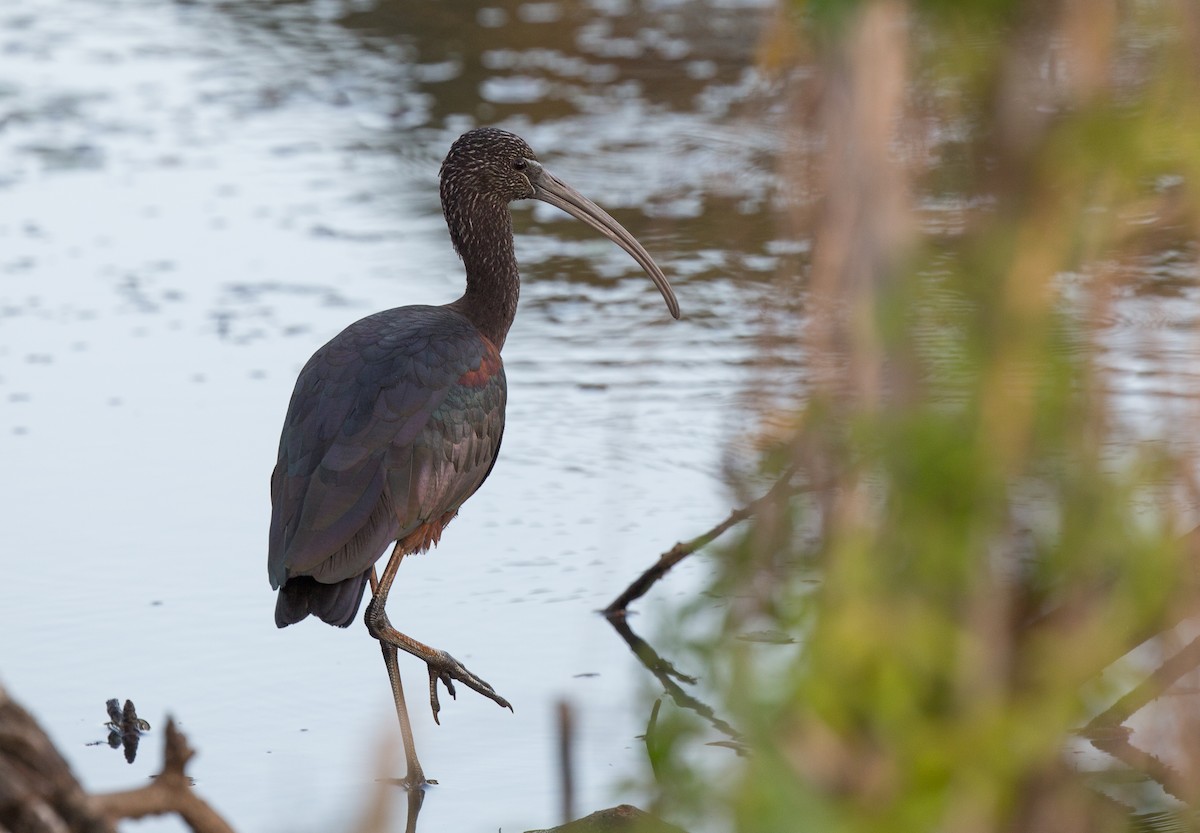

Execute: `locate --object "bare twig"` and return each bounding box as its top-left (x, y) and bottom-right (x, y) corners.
top-left (1086, 635), bottom-right (1200, 733)
top-left (604, 465), bottom-right (804, 616)
top-left (90, 719), bottom-right (236, 833)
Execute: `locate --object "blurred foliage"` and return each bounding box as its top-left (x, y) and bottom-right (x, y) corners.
top-left (642, 1), bottom-right (1200, 832)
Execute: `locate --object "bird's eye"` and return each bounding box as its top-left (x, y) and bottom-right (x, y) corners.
top-left (513, 159), bottom-right (528, 171)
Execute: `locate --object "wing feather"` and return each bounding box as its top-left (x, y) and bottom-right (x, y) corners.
top-left (268, 306), bottom-right (506, 598)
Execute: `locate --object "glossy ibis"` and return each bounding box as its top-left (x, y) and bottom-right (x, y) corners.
top-left (268, 128), bottom-right (679, 785)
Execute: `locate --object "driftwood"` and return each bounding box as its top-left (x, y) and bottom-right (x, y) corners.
top-left (89, 720), bottom-right (235, 833)
top-left (0, 683), bottom-right (114, 833)
top-left (0, 682), bottom-right (235, 833)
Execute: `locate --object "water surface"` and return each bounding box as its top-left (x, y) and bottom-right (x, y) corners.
top-left (1, 1), bottom-right (1197, 831)
top-left (0, 0), bottom-right (780, 830)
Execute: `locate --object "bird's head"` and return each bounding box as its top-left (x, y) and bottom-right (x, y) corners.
top-left (440, 127), bottom-right (539, 205)
top-left (440, 127), bottom-right (681, 320)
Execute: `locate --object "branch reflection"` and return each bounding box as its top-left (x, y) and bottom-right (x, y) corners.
top-left (604, 611), bottom-right (743, 752)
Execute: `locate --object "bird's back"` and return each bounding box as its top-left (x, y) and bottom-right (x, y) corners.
top-left (269, 305), bottom-right (507, 627)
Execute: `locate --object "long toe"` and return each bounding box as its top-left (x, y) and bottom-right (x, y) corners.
top-left (366, 613), bottom-right (512, 720)
top-left (426, 650), bottom-right (512, 723)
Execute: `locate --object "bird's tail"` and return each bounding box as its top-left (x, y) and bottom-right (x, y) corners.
top-left (275, 573), bottom-right (370, 628)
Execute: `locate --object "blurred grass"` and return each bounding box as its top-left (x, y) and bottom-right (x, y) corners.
top-left (642, 1), bottom-right (1200, 831)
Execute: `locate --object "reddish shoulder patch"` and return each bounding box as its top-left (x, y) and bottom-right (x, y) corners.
top-left (457, 338), bottom-right (503, 388)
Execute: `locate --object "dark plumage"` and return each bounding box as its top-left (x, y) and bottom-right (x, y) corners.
top-left (269, 306), bottom-right (505, 627)
top-left (267, 127), bottom-right (678, 786)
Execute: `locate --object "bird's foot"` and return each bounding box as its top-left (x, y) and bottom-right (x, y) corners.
top-left (365, 606), bottom-right (512, 723)
top-left (399, 768), bottom-right (436, 790)
top-left (424, 649), bottom-right (513, 725)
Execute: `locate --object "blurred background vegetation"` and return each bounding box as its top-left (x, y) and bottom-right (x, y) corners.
top-left (5, 0), bottom-right (1200, 829)
top-left (636, 0), bottom-right (1200, 831)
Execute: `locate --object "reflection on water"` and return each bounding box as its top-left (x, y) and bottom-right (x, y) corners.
top-left (606, 613), bottom-right (742, 752)
top-left (0, 0), bottom-right (1196, 830)
top-left (84, 698), bottom-right (152, 765)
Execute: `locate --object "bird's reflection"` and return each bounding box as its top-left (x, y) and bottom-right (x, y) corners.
top-left (371, 771), bottom-right (427, 833)
top-left (402, 785), bottom-right (425, 832)
top-left (364, 763), bottom-right (432, 833)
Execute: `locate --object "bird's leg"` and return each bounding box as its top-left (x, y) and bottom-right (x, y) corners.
top-left (365, 542), bottom-right (513, 724)
top-left (369, 567), bottom-right (427, 789)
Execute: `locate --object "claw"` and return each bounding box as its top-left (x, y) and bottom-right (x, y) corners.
top-left (427, 666), bottom-right (442, 725)
top-left (418, 650), bottom-right (513, 723)
top-left (368, 609), bottom-right (513, 721)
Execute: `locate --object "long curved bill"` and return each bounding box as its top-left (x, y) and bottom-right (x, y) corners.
top-left (530, 164), bottom-right (681, 320)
